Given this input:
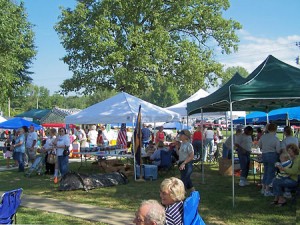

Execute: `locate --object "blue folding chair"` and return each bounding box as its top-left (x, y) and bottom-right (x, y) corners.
top-left (158, 150), bottom-right (174, 175)
top-left (0, 188), bottom-right (23, 224)
top-left (183, 191), bottom-right (206, 225)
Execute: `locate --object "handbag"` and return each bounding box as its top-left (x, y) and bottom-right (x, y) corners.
top-left (63, 146), bottom-right (70, 156)
top-left (47, 152), bottom-right (56, 164)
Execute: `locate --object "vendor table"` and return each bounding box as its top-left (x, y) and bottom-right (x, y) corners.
top-left (72, 147), bottom-right (129, 171)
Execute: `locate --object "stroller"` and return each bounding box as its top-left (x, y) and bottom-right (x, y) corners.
top-left (25, 155), bottom-right (45, 177)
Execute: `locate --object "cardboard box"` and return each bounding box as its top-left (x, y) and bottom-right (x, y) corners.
top-left (219, 158), bottom-right (233, 176)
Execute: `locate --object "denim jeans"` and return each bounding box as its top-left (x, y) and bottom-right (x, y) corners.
top-left (222, 144), bottom-right (232, 159)
top-left (238, 151), bottom-right (250, 179)
top-left (204, 138), bottom-right (214, 162)
top-left (272, 177), bottom-right (298, 196)
top-left (15, 152), bottom-right (25, 172)
top-left (58, 155), bottom-right (69, 176)
top-left (192, 140), bottom-right (202, 158)
top-left (142, 140), bottom-right (150, 148)
top-left (262, 152), bottom-right (279, 186)
top-left (180, 161), bottom-right (193, 190)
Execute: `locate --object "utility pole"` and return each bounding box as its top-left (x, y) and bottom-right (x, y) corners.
top-left (8, 98), bottom-right (10, 117)
top-left (296, 42), bottom-right (300, 65)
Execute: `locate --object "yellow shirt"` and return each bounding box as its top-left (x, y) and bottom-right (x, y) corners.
top-left (284, 155), bottom-right (300, 181)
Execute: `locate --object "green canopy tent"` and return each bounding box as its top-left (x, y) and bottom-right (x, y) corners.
top-left (186, 73), bottom-right (247, 192)
top-left (230, 55), bottom-right (300, 111)
top-left (187, 55), bottom-right (300, 207)
top-left (15, 109), bottom-right (51, 125)
top-left (187, 72), bottom-right (246, 114)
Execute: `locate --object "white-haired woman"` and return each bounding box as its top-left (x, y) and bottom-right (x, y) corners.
top-left (160, 177), bottom-right (186, 225)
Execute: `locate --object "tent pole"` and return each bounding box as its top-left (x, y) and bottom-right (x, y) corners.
top-left (230, 102), bottom-right (235, 208)
top-left (133, 117), bottom-right (137, 181)
top-left (201, 108), bottom-right (205, 184)
top-left (225, 112), bottom-right (228, 138)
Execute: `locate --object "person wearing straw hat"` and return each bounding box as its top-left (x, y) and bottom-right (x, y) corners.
top-left (177, 129), bottom-right (195, 192)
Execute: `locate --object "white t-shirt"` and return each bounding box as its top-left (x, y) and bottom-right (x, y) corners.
top-left (44, 136), bottom-right (56, 153)
top-left (205, 130), bottom-right (214, 139)
top-left (56, 134), bottom-right (71, 156)
top-left (26, 131), bottom-right (38, 148)
top-left (281, 136), bottom-right (299, 150)
top-left (88, 130), bottom-right (98, 145)
top-left (76, 129), bottom-right (87, 141)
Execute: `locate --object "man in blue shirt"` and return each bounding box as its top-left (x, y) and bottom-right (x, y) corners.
top-left (141, 124), bottom-right (151, 148)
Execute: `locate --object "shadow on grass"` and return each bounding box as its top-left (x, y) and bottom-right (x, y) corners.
top-left (0, 159), bottom-right (298, 225)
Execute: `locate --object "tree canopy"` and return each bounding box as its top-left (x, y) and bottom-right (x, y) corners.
top-left (221, 66), bottom-right (249, 85)
top-left (56, 0), bottom-right (241, 105)
top-left (0, 0), bottom-right (36, 105)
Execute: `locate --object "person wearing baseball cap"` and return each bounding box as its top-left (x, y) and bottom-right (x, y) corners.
top-left (176, 129), bottom-right (195, 191)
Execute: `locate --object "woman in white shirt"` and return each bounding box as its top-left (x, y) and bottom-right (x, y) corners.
top-left (204, 127), bottom-right (214, 162)
top-left (42, 128), bottom-right (57, 175)
top-left (88, 125), bottom-right (98, 146)
top-left (53, 128), bottom-right (70, 180)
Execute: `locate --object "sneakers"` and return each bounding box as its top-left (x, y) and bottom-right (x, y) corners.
top-left (244, 180), bottom-right (250, 186)
top-left (239, 180), bottom-right (250, 187)
top-left (54, 177), bottom-right (58, 184)
top-left (264, 191), bottom-right (274, 197)
top-left (283, 192), bottom-right (292, 199)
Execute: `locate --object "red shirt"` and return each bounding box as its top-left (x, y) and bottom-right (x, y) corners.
top-left (192, 131), bottom-right (203, 141)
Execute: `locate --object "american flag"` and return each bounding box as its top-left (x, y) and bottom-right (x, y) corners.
top-left (117, 123), bottom-right (127, 148)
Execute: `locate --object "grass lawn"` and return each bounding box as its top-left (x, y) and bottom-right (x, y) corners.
top-left (0, 153), bottom-right (298, 225)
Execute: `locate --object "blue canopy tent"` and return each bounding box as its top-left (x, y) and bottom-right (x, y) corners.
top-left (163, 121), bottom-right (191, 130)
top-left (233, 106), bottom-right (300, 124)
top-left (0, 117), bottom-right (42, 130)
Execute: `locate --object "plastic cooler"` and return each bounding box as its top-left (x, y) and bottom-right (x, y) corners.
top-left (135, 164), bottom-right (158, 180)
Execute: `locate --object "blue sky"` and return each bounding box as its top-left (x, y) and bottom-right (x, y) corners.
top-left (21, 0), bottom-right (300, 94)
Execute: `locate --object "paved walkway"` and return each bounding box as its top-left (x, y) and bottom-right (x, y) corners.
top-left (20, 194), bottom-right (134, 225)
top-left (0, 192), bottom-right (134, 225)
top-left (0, 161), bottom-right (134, 225)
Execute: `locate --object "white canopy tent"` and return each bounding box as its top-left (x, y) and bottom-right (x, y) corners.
top-left (166, 89), bottom-right (245, 123)
top-left (65, 92), bottom-right (180, 124)
top-left (166, 89), bottom-right (209, 117)
top-left (0, 116), bottom-right (6, 123)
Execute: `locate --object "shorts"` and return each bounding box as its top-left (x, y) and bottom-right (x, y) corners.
top-left (4, 150), bottom-right (12, 158)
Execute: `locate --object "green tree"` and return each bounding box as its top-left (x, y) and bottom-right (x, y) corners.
top-left (0, 0), bottom-right (36, 107)
top-left (55, 0), bottom-right (241, 105)
top-left (221, 66), bottom-right (249, 85)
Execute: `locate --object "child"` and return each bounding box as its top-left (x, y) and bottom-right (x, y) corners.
top-left (4, 139), bottom-right (12, 168)
top-left (4, 136), bottom-right (13, 168)
top-left (275, 151), bottom-right (292, 198)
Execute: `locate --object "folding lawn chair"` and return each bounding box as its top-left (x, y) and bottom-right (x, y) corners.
top-left (0, 188), bottom-right (23, 224)
top-left (158, 150), bottom-right (174, 176)
top-left (25, 155), bottom-right (45, 177)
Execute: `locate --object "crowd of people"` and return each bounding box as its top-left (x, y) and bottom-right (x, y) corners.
top-left (2, 121), bottom-right (300, 213)
top-left (1, 124), bottom-right (122, 183)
